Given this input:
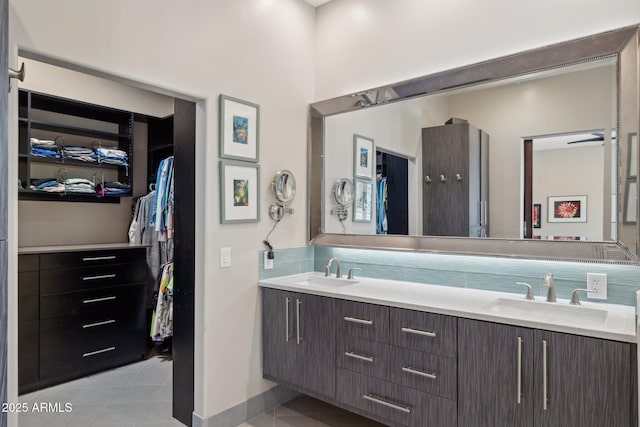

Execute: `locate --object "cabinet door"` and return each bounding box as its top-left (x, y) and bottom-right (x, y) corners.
top-left (262, 288), bottom-right (295, 385)
top-left (292, 292), bottom-right (336, 398)
top-left (458, 319), bottom-right (534, 427)
top-left (534, 330), bottom-right (632, 427)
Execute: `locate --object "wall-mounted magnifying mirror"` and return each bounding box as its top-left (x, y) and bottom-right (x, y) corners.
top-left (269, 170), bottom-right (296, 221)
top-left (332, 178), bottom-right (353, 221)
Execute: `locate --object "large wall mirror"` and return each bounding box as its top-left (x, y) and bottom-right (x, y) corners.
top-left (309, 25), bottom-right (640, 263)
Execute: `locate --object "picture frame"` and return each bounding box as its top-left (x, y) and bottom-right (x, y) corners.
top-left (353, 178), bottom-right (373, 223)
top-left (623, 178), bottom-right (637, 225)
top-left (547, 195), bottom-right (587, 223)
top-left (219, 94), bottom-right (260, 162)
top-left (533, 203), bottom-right (541, 228)
top-left (219, 160), bottom-right (260, 224)
top-left (353, 134), bottom-right (374, 179)
top-left (628, 132), bottom-right (638, 178)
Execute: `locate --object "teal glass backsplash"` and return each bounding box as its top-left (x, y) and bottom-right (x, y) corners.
top-left (259, 246), bottom-right (640, 306)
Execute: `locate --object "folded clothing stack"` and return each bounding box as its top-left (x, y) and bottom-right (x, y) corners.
top-left (28, 138), bottom-right (129, 168)
top-left (30, 138), bottom-right (60, 159)
top-left (29, 177), bottom-right (65, 193)
top-left (96, 147), bottom-right (128, 166)
top-left (96, 181), bottom-right (131, 196)
top-left (62, 146), bottom-right (97, 163)
top-left (63, 178), bottom-right (96, 194)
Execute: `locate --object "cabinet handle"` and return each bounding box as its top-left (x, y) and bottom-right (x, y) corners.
top-left (362, 394), bottom-right (411, 414)
top-left (296, 299), bottom-right (302, 344)
top-left (285, 297), bottom-right (291, 342)
top-left (401, 327), bottom-right (437, 337)
top-left (83, 346), bottom-right (116, 357)
top-left (401, 366), bottom-right (437, 379)
top-left (82, 296), bottom-right (116, 304)
top-left (82, 255), bottom-right (117, 262)
top-left (543, 339), bottom-right (548, 410)
top-left (517, 336), bottom-right (523, 404)
top-left (344, 316), bottom-right (373, 325)
top-left (82, 319), bottom-right (116, 329)
top-left (345, 351), bottom-right (374, 363)
top-left (82, 273), bottom-right (116, 281)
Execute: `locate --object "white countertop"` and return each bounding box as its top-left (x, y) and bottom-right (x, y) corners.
top-left (259, 272), bottom-right (637, 343)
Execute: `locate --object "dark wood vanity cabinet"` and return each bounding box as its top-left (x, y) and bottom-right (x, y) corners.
top-left (262, 288), bottom-right (336, 399)
top-left (18, 246), bottom-right (147, 393)
top-left (458, 318), bottom-right (634, 427)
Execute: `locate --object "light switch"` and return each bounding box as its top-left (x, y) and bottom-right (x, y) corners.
top-left (220, 247), bottom-right (231, 268)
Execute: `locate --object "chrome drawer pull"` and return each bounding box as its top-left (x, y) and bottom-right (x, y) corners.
top-left (401, 366), bottom-right (437, 379)
top-left (345, 351), bottom-right (374, 363)
top-left (517, 336), bottom-right (523, 404)
top-left (82, 273), bottom-right (116, 281)
top-left (285, 297), bottom-right (291, 342)
top-left (543, 339), bottom-right (548, 410)
top-left (82, 255), bottom-right (117, 262)
top-left (83, 346), bottom-right (116, 357)
top-left (362, 394), bottom-right (411, 414)
top-left (344, 316), bottom-right (373, 325)
top-left (82, 296), bottom-right (116, 304)
top-left (82, 319), bottom-right (116, 329)
top-left (401, 327), bottom-right (437, 337)
top-left (296, 299), bottom-right (303, 344)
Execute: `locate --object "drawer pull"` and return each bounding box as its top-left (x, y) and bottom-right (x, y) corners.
top-left (83, 346), bottom-right (116, 357)
top-left (82, 319), bottom-right (116, 329)
top-left (345, 351), bottom-right (374, 363)
top-left (362, 394), bottom-right (411, 414)
top-left (401, 327), bottom-right (437, 337)
top-left (402, 366), bottom-right (437, 379)
top-left (82, 273), bottom-right (116, 281)
top-left (344, 316), bottom-right (373, 325)
top-left (82, 296), bottom-right (116, 304)
top-left (82, 255), bottom-right (117, 262)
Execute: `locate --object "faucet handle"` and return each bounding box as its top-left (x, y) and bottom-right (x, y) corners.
top-left (515, 282), bottom-right (535, 300)
top-left (324, 265), bottom-right (330, 277)
top-left (570, 288), bottom-right (591, 305)
top-left (347, 268), bottom-right (362, 280)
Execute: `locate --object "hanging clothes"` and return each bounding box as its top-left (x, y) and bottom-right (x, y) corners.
top-left (150, 262), bottom-right (174, 343)
top-left (376, 176), bottom-right (388, 235)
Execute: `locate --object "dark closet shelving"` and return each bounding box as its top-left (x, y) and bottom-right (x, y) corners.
top-left (18, 89), bottom-right (135, 203)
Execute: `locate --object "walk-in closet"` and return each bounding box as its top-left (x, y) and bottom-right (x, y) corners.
top-left (15, 57), bottom-right (195, 426)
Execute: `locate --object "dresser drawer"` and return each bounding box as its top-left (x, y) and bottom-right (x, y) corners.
top-left (337, 299), bottom-right (390, 343)
top-left (390, 308), bottom-right (457, 357)
top-left (39, 248), bottom-right (145, 270)
top-left (19, 271), bottom-right (38, 297)
top-left (39, 330), bottom-right (145, 382)
top-left (18, 296), bottom-right (38, 323)
top-left (40, 309), bottom-right (146, 350)
top-left (336, 368), bottom-right (456, 427)
top-left (337, 335), bottom-right (389, 380)
top-left (18, 254), bottom-right (39, 272)
top-left (40, 263), bottom-right (146, 295)
top-left (389, 347), bottom-right (457, 400)
top-left (18, 321), bottom-right (39, 390)
top-left (40, 284), bottom-right (145, 319)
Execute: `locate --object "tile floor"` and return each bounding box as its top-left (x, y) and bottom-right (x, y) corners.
top-left (17, 354), bottom-right (383, 427)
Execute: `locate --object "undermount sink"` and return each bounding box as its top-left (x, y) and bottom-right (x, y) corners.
top-left (288, 275), bottom-right (359, 287)
top-left (483, 298), bottom-right (608, 327)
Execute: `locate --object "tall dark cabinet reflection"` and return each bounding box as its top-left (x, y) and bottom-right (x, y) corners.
top-left (422, 120), bottom-right (489, 237)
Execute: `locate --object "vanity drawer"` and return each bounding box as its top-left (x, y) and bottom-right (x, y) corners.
top-left (40, 283), bottom-right (145, 319)
top-left (389, 347), bottom-right (457, 400)
top-left (337, 299), bottom-right (390, 343)
top-left (390, 308), bottom-right (457, 357)
top-left (336, 368), bottom-right (456, 427)
top-left (40, 263), bottom-right (146, 295)
top-left (337, 335), bottom-right (389, 380)
top-left (39, 248), bottom-right (145, 270)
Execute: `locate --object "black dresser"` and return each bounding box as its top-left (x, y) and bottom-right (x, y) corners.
top-left (18, 244), bottom-right (147, 394)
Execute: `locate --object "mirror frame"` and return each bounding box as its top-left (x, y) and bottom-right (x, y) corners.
top-left (309, 25), bottom-right (640, 264)
top-left (272, 169), bottom-right (296, 205)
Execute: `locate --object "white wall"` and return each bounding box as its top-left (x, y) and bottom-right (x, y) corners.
top-left (532, 145), bottom-right (604, 240)
top-left (8, 0), bottom-right (315, 423)
top-left (315, 0), bottom-right (640, 100)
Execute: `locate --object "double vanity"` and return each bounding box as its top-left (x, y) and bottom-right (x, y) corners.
top-left (260, 269), bottom-right (637, 427)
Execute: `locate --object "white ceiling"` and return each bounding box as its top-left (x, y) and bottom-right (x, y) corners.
top-left (303, 0), bottom-right (332, 7)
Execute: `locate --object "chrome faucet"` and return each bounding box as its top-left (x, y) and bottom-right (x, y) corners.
top-left (544, 273), bottom-right (556, 302)
top-left (324, 257), bottom-right (342, 278)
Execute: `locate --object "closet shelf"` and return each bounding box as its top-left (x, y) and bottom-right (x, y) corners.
top-left (18, 189), bottom-right (123, 204)
top-left (22, 118), bottom-right (129, 140)
top-left (26, 155), bottom-right (125, 170)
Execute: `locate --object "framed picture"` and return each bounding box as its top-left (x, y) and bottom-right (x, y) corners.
top-left (353, 134), bottom-right (374, 179)
top-left (219, 95), bottom-right (260, 162)
top-left (547, 195), bottom-right (587, 223)
top-left (353, 178), bottom-right (373, 223)
top-left (219, 160), bottom-right (260, 223)
top-left (533, 203), bottom-right (541, 228)
top-left (628, 133), bottom-right (638, 178)
top-left (623, 178), bottom-right (637, 225)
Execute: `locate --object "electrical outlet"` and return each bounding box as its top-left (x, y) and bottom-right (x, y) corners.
top-left (587, 272), bottom-right (607, 300)
top-left (263, 251), bottom-right (274, 270)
